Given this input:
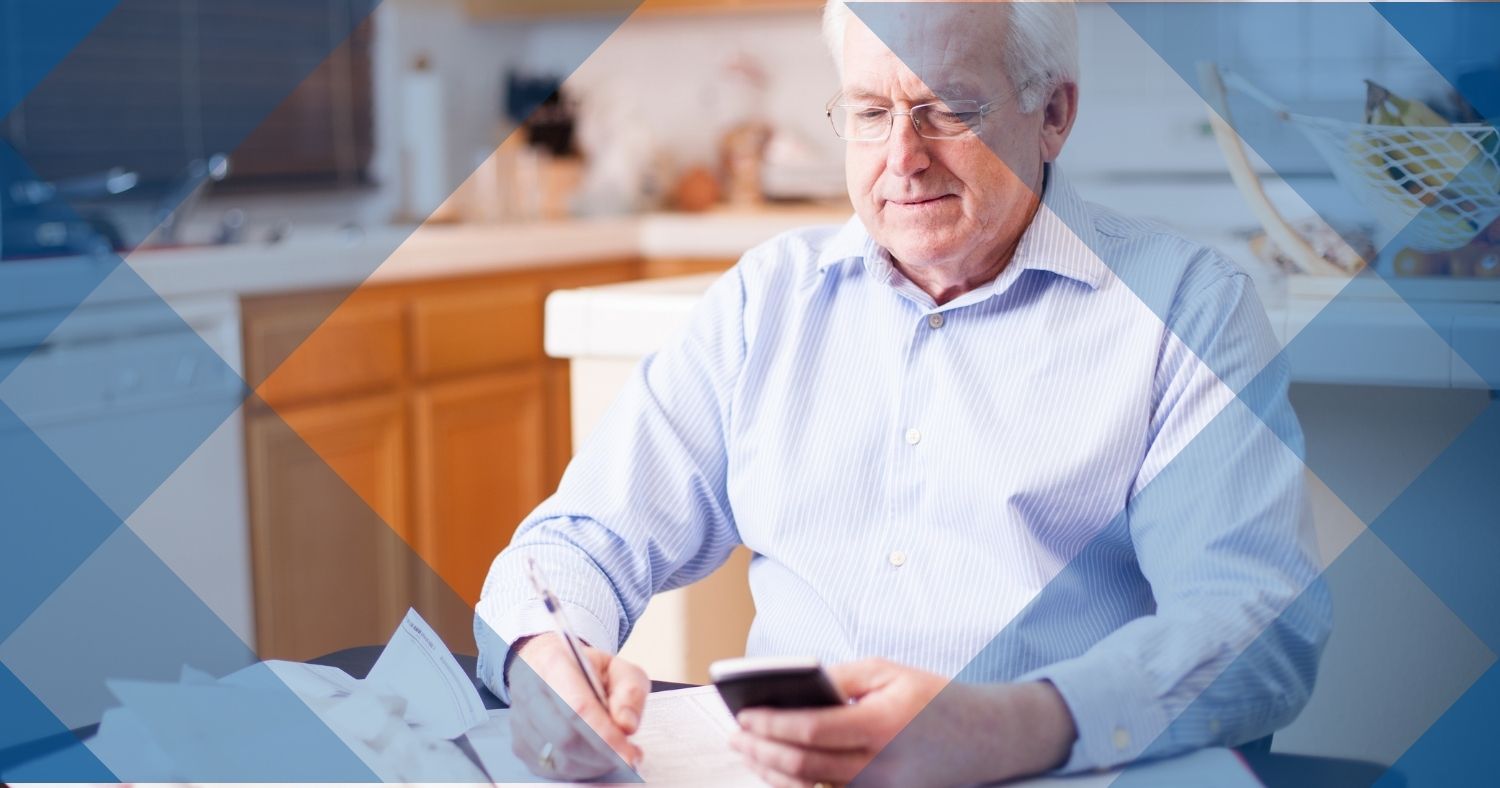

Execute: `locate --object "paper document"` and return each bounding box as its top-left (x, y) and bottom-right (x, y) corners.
top-left (632, 686), bottom-right (762, 787)
top-left (479, 685), bottom-right (762, 788)
top-left (220, 659), bottom-right (362, 700)
top-left (462, 709), bottom-right (532, 783)
top-left (365, 607), bottom-right (489, 739)
top-left (86, 608), bottom-right (493, 782)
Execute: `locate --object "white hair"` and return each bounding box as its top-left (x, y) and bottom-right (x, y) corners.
top-left (822, 0), bottom-right (1078, 113)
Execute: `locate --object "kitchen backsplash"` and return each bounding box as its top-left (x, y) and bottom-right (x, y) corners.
top-left (196, 1), bottom-right (1442, 238)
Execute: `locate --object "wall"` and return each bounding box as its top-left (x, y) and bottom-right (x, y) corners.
top-left (200, 2), bottom-right (1438, 244)
top-left (196, 1), bottom-right (837, 229)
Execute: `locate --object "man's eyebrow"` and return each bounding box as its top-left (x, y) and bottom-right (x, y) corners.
top-left (927, 82), bottom-right (983, 100)
top-left (840, 85), bottom-right (984, 103)
top-left (840, 88), bottom-right (891, 103)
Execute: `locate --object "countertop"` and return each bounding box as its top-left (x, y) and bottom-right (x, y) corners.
top-left (548, 270), bottom-right (1500, 391)
top-left (0, 206), bottom-right (853, 315)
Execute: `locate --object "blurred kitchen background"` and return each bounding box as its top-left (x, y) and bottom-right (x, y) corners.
top-left (2, 0), bottom-right (1495, 769)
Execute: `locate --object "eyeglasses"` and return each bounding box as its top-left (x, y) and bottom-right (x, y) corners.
top-left (825, 84), bottom-right (1032, 142)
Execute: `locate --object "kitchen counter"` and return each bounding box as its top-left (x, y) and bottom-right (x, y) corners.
top-left (550, 270), bottom-right (1500, 391)
top-left (546, 272), bottom-right (722, 360)
top-left (0, 206), bottom-right (853, 316)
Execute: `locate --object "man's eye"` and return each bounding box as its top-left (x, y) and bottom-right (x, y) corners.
top-left (854, 109), bottom-right (887, 121)
top-left (929, 111), bottom-right (978, 129)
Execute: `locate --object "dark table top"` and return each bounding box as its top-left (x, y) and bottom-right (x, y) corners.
top-left (3, 646), bottom-right (1396, 787)
top-left (308, 645), bottom-right (1400, 788)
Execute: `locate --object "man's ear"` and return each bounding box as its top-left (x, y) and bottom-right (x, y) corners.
top-left (1039, 82), bottom-right (1078, 162)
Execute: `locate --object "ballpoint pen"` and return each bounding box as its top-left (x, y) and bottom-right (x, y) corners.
top-left (526, 556), bottom-right (609, 707)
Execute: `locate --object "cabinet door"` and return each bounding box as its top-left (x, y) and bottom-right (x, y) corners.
top-left (409, 283), bottom-right (542, 381)
top-left (413, 370), bottom-right (547, 617)
top-left (244, 291), bottom-right (405, 407)
top-left (247, 394), bottom-right (410, 660)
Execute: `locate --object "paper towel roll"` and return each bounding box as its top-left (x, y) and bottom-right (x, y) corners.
top-left (401, 55), bottom-right (450, 220)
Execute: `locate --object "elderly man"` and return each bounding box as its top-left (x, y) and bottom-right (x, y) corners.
top-left (476, 1), bottom-right (1330, 785)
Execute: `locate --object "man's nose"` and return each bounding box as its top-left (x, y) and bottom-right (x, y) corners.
top-left (886, 113), bottom-right (930, 177)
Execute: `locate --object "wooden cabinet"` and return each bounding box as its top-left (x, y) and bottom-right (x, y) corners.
top-left (244, 292), bottom-right (404, 405)
top-left (246, 394), bottom-right (410, 661)
top-left (409, 285), bottom-right (542, 379)
top-left (244, 259), bottom-right (637, 660)
top-left (412, 370), bottom-right (548, 641)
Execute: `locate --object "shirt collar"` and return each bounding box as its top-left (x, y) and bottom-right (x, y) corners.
top-left (814, 163), bottom-right (1108, 293)
top-left (1007, 163), bottom-right (1107, 290)
top-left (815, 214), bottom-right (883, 275)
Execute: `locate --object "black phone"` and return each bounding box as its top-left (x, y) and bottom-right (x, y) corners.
top-left (710, 657), bottom-right (844, 717)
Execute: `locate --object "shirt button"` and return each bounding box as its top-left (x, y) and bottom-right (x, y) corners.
top-left (1208, 718), bottom-right (1222, 735)
top-left (927, 313), bottom-right (944, 329)
top-left (904, 428), bottom-right (921, 445)
top-left (1112, 727), bottom-right (1131, 751)
top-left (888, 550), bottom-right (907, 567)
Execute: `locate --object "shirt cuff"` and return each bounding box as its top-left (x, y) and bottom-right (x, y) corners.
top-left (1019, 651), bottom-right (1170, 774)
top-left (474, 598), bottom-right (618, 706)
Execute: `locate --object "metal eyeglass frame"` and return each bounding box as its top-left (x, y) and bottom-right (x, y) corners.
top-left (824, 82), bottom-right (1034, 142)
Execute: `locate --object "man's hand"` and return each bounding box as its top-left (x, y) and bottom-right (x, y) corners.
top-left (505, 633), bottom-right (648, 781)
top-left (730, 658), bottom-right (1077, 788)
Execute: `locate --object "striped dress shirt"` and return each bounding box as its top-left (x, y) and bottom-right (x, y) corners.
top-left (475, 164), bottom-right (1331, 773)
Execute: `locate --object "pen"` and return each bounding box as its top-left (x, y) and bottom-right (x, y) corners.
top-left (526, 556), bottom-right (610, 708)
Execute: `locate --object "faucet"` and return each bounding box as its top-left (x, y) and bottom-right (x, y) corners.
top-left (152, 153), bottom-right (230, 245)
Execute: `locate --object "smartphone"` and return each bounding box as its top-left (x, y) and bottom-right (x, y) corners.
top-left (709, 656), bottom-right (844, 717)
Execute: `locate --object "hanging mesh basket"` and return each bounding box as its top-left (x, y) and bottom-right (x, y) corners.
top-left (1223, 70), bottom-right (1500, 253)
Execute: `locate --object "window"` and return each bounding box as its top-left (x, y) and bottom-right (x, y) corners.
top-left (4, 0), bottom-right (377, 190)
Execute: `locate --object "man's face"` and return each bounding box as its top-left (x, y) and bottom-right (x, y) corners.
top-left (840, 7), bottom-right (1046, 274)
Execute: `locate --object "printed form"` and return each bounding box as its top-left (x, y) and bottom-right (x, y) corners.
top-left (477, 685), bottom-right (762, 787)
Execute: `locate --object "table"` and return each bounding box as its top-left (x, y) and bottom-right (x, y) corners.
top-left (309, 646), bottom-right (1400, 788)
top-left (1, 646), bottom-right (1398, 786)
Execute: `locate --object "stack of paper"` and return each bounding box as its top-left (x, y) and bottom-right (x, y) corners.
top-left (465, 684), bottom-right (766, 787)
top-left (80, 608), bottom-right (1265, 786)
top-left (86, 609), bottom-right (492, 782)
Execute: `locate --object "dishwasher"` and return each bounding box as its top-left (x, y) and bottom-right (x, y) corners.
top-left (0, 290), bottom-right (257, 731)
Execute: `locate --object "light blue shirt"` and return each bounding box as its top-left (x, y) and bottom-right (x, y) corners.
top-left (476, 165), bottom-right (1331, 773)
